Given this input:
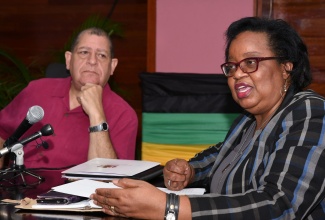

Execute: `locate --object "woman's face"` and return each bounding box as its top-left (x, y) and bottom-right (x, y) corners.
top-left (227, 31), bottom-right (290, 116)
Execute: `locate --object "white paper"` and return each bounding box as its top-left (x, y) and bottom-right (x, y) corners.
top-left (52, 179), bottom-right (205, 200)
top-left (61, 174), bottom-right (119, 181)
top-left (52, 179), bottom-right (121, 198)
top-left (62, 158), bottom-right (160, 177)
top-left (157, 187), bottom-right (205, 195)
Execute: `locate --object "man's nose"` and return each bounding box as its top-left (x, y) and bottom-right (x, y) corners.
top-left (87, 52), bottom-right (97, 64)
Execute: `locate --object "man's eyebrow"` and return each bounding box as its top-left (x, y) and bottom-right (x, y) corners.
top-left (95, 48), bottom-right (109, 54)
top-left (76, 46), bottom-right (91, 51)
top-left (76, 46), bottom-right (108, 53)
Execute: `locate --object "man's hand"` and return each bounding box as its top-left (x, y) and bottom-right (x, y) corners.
top-left (77, 83), bottom-right (104, 120)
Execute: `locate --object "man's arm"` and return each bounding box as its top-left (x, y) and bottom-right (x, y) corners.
top-left (75, 83), bottom-right (117, 159)
top-left (88, 125), bottom-right (117, 159)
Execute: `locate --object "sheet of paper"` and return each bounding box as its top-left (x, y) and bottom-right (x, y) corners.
top-left (158, 187), bottom-right (206, 195)
top-left (52, 179), bottom-right (120, 198)
top-left (62, 158), bottom-right (160, 176)
top-left (52, 179), bottom-right (205, 200)
top-left (61, 174), bottom-right (118, 181)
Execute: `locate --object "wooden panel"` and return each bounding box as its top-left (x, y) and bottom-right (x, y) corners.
top-left (273, 0), bottom-right (325, 84)
top-left (0, 1), bottom-right (147, 99)
top-left (258, 0), bottom-right (325, 89)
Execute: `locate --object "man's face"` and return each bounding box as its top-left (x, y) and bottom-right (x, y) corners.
top-left (65, 32), bottom-right (118, 91)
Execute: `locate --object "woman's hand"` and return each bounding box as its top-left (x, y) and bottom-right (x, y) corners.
top-left (91, 178), bottom-right (166, 219)
top-left (163, 158), bottom-right (194, 190)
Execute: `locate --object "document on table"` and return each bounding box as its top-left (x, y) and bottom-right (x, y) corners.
top-left (62, 158), bottom-right (160, 178)
top-left (32, 199), bottom-right (100, 209)
top-left (52, 179), bottom-right (205, 198)
top-left (158, 187), bottom-right (205, 195)
top-left (31, 179), bottom-right (205, 210)
top-left (52, 179), bottom-right (120, 198)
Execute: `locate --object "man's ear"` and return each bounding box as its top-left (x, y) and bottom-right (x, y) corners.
top-left (65, 51), bottom-right (72, 70)
top-left (110, 58), bottom-right (118, 76)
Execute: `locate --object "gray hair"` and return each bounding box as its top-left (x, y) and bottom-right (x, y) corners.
top-left (70, 27), bottom-right (114, 58)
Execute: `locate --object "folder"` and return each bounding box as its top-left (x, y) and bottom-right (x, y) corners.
top-left (61, 158), bottom-right (163, 181)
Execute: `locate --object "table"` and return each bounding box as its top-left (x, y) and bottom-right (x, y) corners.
top-left (0, 167), bottom-right (164, 220)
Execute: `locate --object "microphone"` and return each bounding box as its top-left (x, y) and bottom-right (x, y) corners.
top-left (0, 124), bottom-right (54, 158)
top-left (3, 105), bottom-right (44, 147)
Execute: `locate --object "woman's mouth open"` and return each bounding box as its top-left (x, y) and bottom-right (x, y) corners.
top-left (235, 83), bottom-right (252, 99)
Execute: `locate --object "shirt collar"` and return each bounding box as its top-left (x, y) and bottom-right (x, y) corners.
top-left (51, 76), bottom-right (72, 98)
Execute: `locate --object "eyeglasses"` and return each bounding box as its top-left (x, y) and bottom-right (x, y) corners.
top-left (75, 49), bottom-right (110, 62)
top-left (220, 57), bottom-right (284, 77)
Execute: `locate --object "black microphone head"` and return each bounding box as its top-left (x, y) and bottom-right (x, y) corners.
top-left (27, 106), bottom-right (44, 124)
top-left (40, 124), bottom-right (54, 136)
top-left (42, 141), bottom-right (49, 149)
top-left (3, 105), bottom-right (45, 148)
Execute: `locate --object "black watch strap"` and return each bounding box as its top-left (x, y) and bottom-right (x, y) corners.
top-left (164, 193), bottom-right (180, 220)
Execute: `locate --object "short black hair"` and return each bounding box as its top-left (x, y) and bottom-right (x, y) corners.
top-left (224, 17), bottom-right (311, 92)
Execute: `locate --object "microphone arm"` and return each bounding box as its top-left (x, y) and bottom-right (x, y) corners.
top-left (0, 124), bottom-right (54, 158)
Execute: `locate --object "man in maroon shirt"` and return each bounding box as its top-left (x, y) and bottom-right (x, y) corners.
top-left (0, 27), bottom-right (138, 169)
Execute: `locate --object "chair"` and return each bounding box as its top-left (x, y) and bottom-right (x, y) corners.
top-left (45, 63), bottom-right (70, 78)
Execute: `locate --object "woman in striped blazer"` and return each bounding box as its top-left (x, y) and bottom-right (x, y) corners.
top-left (91, 17), bottom-right (325, 220)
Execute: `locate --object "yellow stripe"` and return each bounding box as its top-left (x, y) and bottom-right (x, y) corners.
top-left (142, 142), bottom-right (210, 165)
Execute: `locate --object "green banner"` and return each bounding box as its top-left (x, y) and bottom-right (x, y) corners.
top-left (142, 113), bottom-right (238, 145)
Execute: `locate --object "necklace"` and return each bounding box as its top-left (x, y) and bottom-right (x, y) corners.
top-left (257, 106), bottom-right (280, 130)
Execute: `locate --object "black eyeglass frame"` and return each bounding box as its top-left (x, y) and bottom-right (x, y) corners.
top-left (220, 57), bottom-right (284, 77)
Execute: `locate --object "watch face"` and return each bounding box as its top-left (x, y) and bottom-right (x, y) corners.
top-left (102, 123), bottom-right (108, 131)
top-left (166, 213), bottom-right (175, 220)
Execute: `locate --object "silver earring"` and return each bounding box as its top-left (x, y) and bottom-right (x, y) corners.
top-left (284, 83), bottom-right (287, 92)
top-left (280, 79), bottom-right (288, 97)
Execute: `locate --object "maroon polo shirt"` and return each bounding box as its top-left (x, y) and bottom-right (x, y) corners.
top-left (0, 77), bottom-right (138, 168)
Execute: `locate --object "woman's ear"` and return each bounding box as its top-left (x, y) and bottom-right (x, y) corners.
top-left (282, 62), bottom-right (293, 79)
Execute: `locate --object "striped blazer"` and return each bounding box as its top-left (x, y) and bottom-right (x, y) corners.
top-left (188, 88), bottom-right (325, 219)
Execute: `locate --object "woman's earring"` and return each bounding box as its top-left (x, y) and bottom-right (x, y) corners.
top-left (280, 79), bottom-right (288, 97)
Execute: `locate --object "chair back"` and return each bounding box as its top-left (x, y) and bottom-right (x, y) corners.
top-left (45, 63), bottom-right (70, 78)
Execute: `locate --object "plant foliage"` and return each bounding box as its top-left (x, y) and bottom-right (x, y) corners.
top-left (0, 49), bottom-right (36, 109)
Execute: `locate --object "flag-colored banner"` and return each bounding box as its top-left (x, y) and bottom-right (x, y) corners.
top-left (142, 142), bottom-right (210, 165)
top-left (142, 113), bottom-right (238, 145)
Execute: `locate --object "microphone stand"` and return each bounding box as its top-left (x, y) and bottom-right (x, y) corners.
top-left (0, 143), bottom-right (44, 187)
top-left (0, 124), bottom-right (53, 188)
top-left (0, 145), bottom-right (44, 189)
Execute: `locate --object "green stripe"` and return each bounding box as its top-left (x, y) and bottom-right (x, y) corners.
top-left (142, 113), bottom-right (238, 145)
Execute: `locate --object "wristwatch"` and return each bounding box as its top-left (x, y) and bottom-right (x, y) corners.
top-left (88, 122), bottom-right (109, 133)
top-left (166, 209), bottom-right (176, 220)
